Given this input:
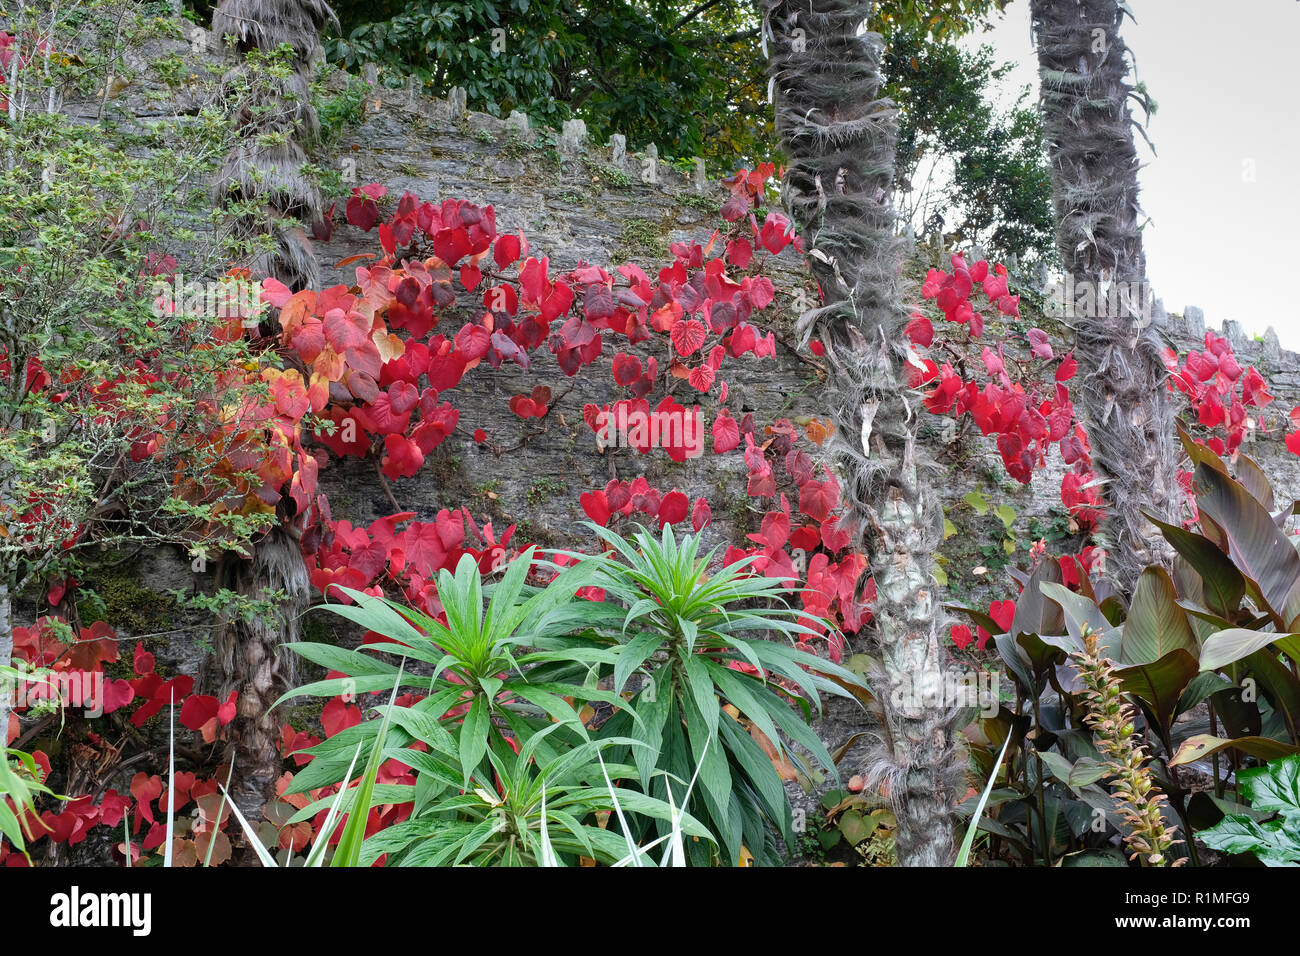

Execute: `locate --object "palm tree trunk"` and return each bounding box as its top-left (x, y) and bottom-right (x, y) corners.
top-left (1030, 0), bottom-right (1177, 593)
top-left (762, 0), bottom-right (964, 866)
top-left (208, 0), bottom-right (335, 841)
top-left (211, 0), bottom-right (338, 291)
top-left (214, 524), bottom-right (308, 826)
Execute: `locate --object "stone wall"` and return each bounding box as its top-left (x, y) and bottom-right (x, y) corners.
top-left (307, 69), bottom-right (821, 565)
top-left (81, 30), bottom-right (1300, 624)
top-left (300, 68), bottom-right (1300, 609)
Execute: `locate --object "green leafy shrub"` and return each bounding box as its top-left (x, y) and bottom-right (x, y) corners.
top-left (276, 527), bottom-right (862, 865)
top-left (562, 524), bottom-right (863, 866)
top-left (951, 428), bottom-right (1300, 866)
top-left (277, 545), bottom-right (711, 865)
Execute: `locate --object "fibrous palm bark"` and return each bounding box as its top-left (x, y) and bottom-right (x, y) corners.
top-left (1030, 0), bottom-right (1177, 593)
top-left (762, 0), bottom-right (963, 866)
top-left (209, 0), bottom-right (335, 830)
top-left (211, 0), bottom-right (337, 289)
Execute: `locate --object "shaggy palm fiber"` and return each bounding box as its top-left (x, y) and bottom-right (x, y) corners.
top-left (209, 0), bottom-right (337, 290)
top-left (763, 0), bottom-right (965, 866)
top-left (1030, 0), bottom-right (1178, 593)
top-left (212, 0), bottom-right (338, 63)
top-left (213, 520), bottom-right (309, 829)
top-left (208, 0), bottom-right (334, 838)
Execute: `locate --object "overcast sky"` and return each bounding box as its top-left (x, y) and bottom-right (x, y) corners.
top-left (969, 0), bottom-right (1300, 345)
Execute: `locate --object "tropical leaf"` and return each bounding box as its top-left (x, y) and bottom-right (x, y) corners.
top-left (1122, 566), bottom-right (1198, 664)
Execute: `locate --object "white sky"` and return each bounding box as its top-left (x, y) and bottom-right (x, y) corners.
top-left (970, 0), bottom-right (1300, 345)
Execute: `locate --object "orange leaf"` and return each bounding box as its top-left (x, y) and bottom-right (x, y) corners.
top-left (194, 829), bottom-right (231, 866)
top-left (307, 373), bottom-right (330, 413)
top-left (277, 290), bottom-right (316, 336)
top-left (805, 418), bottom-right (834, 446)
top-left (170, 837), bottom-right (199, 867)
top-left (313, 345), bottom-right (345, 381)
top-left (372, 329), bottom-right (406, 363)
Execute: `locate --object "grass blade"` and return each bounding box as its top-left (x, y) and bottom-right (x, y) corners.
top-left (956, 733), bottom-right (1012, 867)
top-left (164, 689), bottom-right (175, 869)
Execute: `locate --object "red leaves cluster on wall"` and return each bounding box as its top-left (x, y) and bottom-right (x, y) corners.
top-left (1163, 329), bottom-right (1273, 460)
top-left (910, 254), bottom-right (1101, 531)
top-left (4, 619), bottom-right (237, 866)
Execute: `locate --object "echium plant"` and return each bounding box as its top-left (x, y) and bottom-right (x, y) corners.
top-left (1071, 625), bottom-right (1183, 866)
top-left (572, 524), bottom-right (863, 866)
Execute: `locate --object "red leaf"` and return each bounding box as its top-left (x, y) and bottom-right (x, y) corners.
top-left (178, 695), bottom-right (216, 730)
top-left (494, 234), bottom-right (521, 269)
top-left (612, 352), bottom-right (642, 386)
top-left (1055, 351), bottom-right (1077, 382)
top-left (381, 434), bottom-right (425, 480)
top-left (605, 480), bottom-right (631, 512)
top-left (989, 600), bottom-right (1016, 633)
top-left (687, 363), bottom-right (715, 393)
top-left (509, 395), bottom-right (537, 418)
top-left (345, 194), bottom-right (379, 231)
top-left (321, 697), bottom-right (362, 739)
top-left (820, 517), bottom-right (851, 554)
top-left (217, 691), bottom-right (237, 725)
top-left (712, 412), bottom-right (740, 454)
top-left (460, 262), bottom-right (483, 291)
top-left (798, 470), bottom-right (840, 522)
top-left (580, 491), bottom-right (611, 526)
top-left (454, 324), bottom-right (491, 361)
top-left (1027, 328), bottom-right (1054, 360)
top-left (657, 490), bottom-right (689, 527)
top-left (692, 498), bottom-right (712, 531)
top-left (747, 510), bottom-right (789, 550)
top-left (322, 309), bottom-right (368, 352)
top-left (433, 227), bottom-right (471, 266)
top-left (905, 315), bottom-right (933, 347)
top-left (427, 352), bottom-right (468, 391)
top-left (671, 319), bottom-right (707, 357)
top-left (727, 239), bottom-right (753, 269)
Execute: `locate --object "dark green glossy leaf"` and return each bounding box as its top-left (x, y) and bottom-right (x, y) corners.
top-left (1113, 648), bottom-right (1199, 738)
top-left (1123, 566), bottom-right (1198, 664)
top-left (1194, 463), bottom-right (1300, 630)
top-left (1144, 511), bottom-right (1245, 619)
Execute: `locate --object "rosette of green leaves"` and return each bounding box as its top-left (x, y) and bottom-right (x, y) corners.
top-left (544, 523), bottom-right (865, 867)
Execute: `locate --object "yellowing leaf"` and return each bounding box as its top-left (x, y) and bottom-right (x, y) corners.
top-left (805, 417), bottom-right (833, 446)
top-left (749, 725), bottom-right (798, 782)
top-left (372, 329), bottom-right (405, 363)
